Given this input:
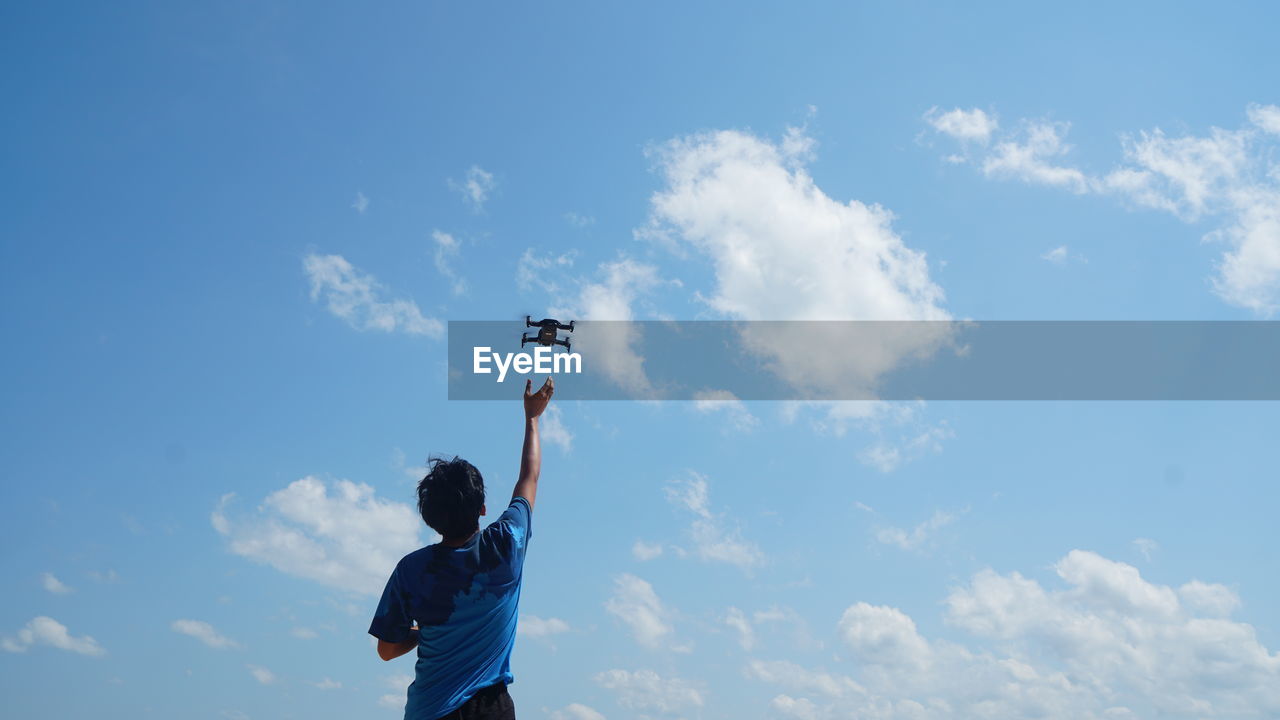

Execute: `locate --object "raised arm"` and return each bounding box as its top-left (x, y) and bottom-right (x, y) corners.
top-left (513, 377), bottom-right (554, 510)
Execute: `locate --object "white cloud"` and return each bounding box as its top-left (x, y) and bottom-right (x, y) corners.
top-left (982, 121), bottom-right (1091, 193)
top-left (247, 665), bottom-right (276, 685)
top-left (88, 569), bottom-right (120, 583)
top-left (603, 574), bottom-right (675, 650)
top-left (516, 248), bottom-right (577, 295)
top-left (1179, 579), bottom-right (1242, 617)
top-left (769, 694), bottom-right (822, 720)
top-left (933, 105), bottom-right (1280, 314)
top-left (594, 668), bottom-right (704, 714)
top-left (550, 703), bottom-right (606, 720)
top-left (924, 107), bottom-right (998, 143)
top-left (665, 472), bottom-right (764, 572)
top-left (303, 254), bottom-right (443, 337)
top-left (1042, 245), bottom-right (1068, 264)
top-left (747, 549), bottom-right (1279, 718)
top-left (539, 405), bottom-right (573, 453)
top-left (725, 607), bottom-right (755, 650)
top-left (449, 165), bottom-right (496, 211)
top-left (518, 615), bottom-right (570, 639)
top-left (431, 230), bottom-right (467, 296)
top-left (171, 619), bottom-right (239, 650)
top-left (311, 677), bottom-right (341, 690)
top-left (42, 572), bottom-right (72, 595)
top-left (378, 694), bottom-right (403, 709)
top-left (564, 212), bottom-right (595, 228)
top-left (873, 509), bottom-right (958, 552)
top-left (352, 191), bottom-right (369, 214)
top-left (2, 616), bottom-right (105, 656)
top-left (1133, 537), bottom-right (1159, 561)
top-left (631, 540), bottom-right (663, 561)
top-left (693, 390), bottom-right (758, 433)
top-left (290, 627), bottom-right (318, 640)
top-left (857, 420), bottom-right (952, 473)
top-left (552, 258), bottom-right (663, 397)
top-left (1249, 103), bottom-right (1280, 134)
top-left (212, 476), bottom-right (424, 595)
top-left (644, 126), bottom-right (951, 400)
top-left (745, 658), bottom-right (864, 700)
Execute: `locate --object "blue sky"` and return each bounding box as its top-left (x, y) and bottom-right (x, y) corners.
top-left (3, 2), bottom-right (1280, 718)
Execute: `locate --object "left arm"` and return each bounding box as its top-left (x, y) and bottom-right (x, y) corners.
top-left (377, 626), bottom-right (418, 661)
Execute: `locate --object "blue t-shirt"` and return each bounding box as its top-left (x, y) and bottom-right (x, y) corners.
top-left (369, 496), bottom-right (532, 719)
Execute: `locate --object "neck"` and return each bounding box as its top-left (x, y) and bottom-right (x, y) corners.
top-left (440, 529), bottom-right (478, 547)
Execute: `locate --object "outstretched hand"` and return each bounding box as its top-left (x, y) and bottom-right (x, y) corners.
top-left (524, 377), bottom-right (555, 420)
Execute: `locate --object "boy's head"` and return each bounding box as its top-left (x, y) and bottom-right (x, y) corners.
top-left (418, 456), bottom-right (486, 542)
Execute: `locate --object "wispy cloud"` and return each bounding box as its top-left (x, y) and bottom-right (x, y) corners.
top-left (431, 230), bottom-right (467, 296)
top-left (594, 668), bottom-right (703, 714)
top-left (873, 509), bottom-right (961, 552)
top-left (247, 665), bottom-right (276, 685)
top-left (352, 191), bottom-right (369, 214)
top-left (929, 103), bottom-right (1280, 314)
top-left (665, 472), bottom-right (764, 573)
top-left (449, 165), bottom-right (496, 211)
top-left (303, 254), bottom-right (443, 337)
top-left (171, 619), bottom-right (239, 650)
top-left (539, 405), bottom-right (573, 453)
top-left (518, 615), bottom-right (571, 639)
top-left (41, 572), bottom-right (72, 595)
top-left (3, 616), bottom-right (105, 656)
top-left (604, 574), bottom-right (679, 651)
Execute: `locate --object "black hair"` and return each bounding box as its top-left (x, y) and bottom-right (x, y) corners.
top-left (417, 455), bottom-right (486, 541)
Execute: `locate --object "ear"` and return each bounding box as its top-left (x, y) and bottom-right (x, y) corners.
top-left (481, 503), bottom-right (487, 517)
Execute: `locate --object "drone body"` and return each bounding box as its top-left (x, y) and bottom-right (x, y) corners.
top-left (522, 316), bottom-right (575, 351)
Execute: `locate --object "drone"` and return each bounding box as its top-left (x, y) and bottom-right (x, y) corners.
top-left (522, 316), bottom-right (575, 351)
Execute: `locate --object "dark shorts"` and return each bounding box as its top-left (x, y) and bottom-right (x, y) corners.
top-left (434, 683), bottom-right (515, 720)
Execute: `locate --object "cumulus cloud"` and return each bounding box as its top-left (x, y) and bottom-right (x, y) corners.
top-left (2, 616), bottom-right (105, 656)
top-left (924, 107), bottom-right (998, 143)
top-left (518, 615), bottom-right (570, 639)
top-left (751, 549), bottom-right (1279, 719)
top-left (550, 703), bottom-right (606, 720)
top-left (643, 126), bottom-right (953, 402)
top-left (303, 254), bottom-right (443, 337)
top-left (212, 476), bottom-right (425, 595)
top-left (41, 572), bottom-right (72, 594)
top-left (171, 619), bottom-right (239, 650)
top-left (603, 574), bottom-right (676, 650)
top-left (449, 165), bottom-right (496, 211)
top-left (431, 230), bottom-right (466, 296)
top-left (665, 472), bottom-right (763, 573)
top-left (594, 668), bottom-right (704, 714)
top-left (931, 104), bottom-right (1280, 314)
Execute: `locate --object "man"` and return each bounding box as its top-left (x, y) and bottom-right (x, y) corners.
top-left (369, 377), bottom-right (555, 720)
